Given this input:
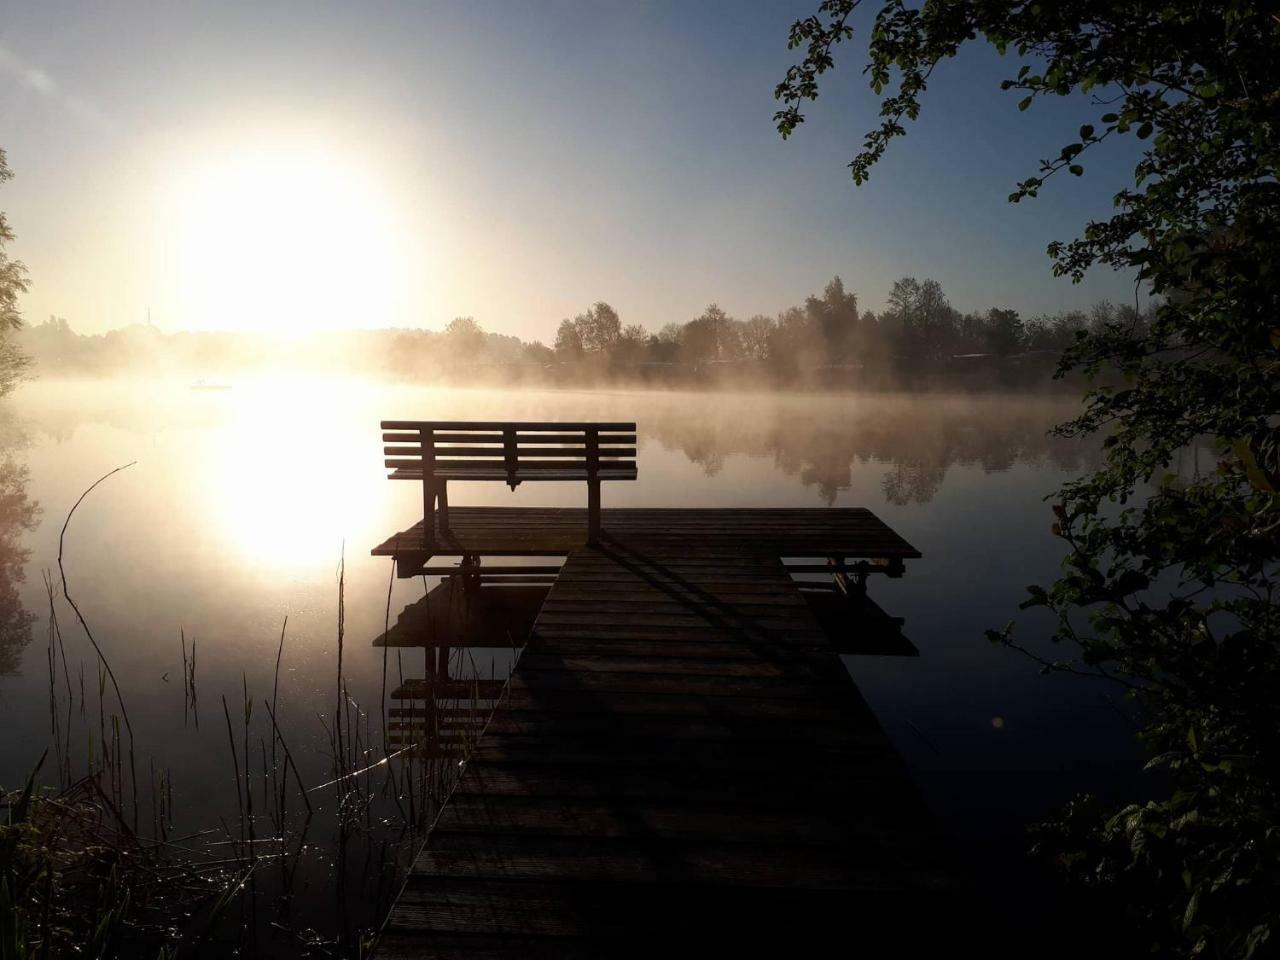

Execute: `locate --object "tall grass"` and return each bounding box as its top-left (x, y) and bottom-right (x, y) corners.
top-left (9, 569), bottom-right (510, 956)
top-left (1, 465), bottom-right (521, 956)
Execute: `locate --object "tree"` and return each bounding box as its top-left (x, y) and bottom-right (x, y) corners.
top-left (739, 314), bottom-right (777, 361)
top-left (983, 308), bottom-right (1023, 356)
top-left (443, 315), bottom-right (485, 360)
top-left (918, 278), bottom-right (957, 358)
top-left (680, 304), bottom-right (742, 364)
top-left (778, 2), bottom-right (1280, 955)
top-left (611, 323), bottom-right (649, 368)
top-left (576, 301), bottom-right (622, 355)
top-left (522, 340), bottom-right (555, 366)
top-left (554, 317), bottom-right (584, 359)
top-left (0, 150), bottom-right (32, 396)
top-left (805, 275), bottom-right (859, 360)
top-left (882, 276), bottom-right (956, 360)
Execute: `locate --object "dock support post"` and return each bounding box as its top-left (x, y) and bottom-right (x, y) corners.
top-left (421, 426), bottom-right (437, 548)
top-left (422, 481), bottom-right (435, 549)
top-left (586, 426), bottom-right (601, 546)
top-left (437, 480), bottom-right (450, 534)
top-left (587, 479), bottom-right (601, 545)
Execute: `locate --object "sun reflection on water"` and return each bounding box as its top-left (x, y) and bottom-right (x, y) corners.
top-left (201, 379), bottom-right (389, 575)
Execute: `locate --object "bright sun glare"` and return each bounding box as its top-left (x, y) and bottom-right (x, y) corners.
top-left (170, 144), bottom-right (405, 335)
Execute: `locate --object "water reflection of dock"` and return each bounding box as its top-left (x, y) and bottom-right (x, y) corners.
top-left (372, 504), bottom-right (952, 954)
top-left (376, 576), bottom-right (549, 757)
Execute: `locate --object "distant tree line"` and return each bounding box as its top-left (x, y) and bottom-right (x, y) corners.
top-left (20, 275), bottom-right (1149, 390)
top-left (545, 275), bottom-right (1149, 387)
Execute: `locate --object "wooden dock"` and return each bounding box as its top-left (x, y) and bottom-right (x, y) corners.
top-left (373, 507), bottom-right (950, 956)
top-left (373, 506), bottom-right (920, 571)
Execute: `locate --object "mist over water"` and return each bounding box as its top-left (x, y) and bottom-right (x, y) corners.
top-left (0, 377), bottom-right (1151, 945)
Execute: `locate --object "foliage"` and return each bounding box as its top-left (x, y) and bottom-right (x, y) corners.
top-left (1, 757), bottom-right (220, 958)
top-left (0, 151), bottom-right (32, 397)
top-left (777, 1), bottom-right (1280, 955)
top-left (556, 301), bottom-right (622, 359)
top-left (442, 316), bottom-right (485, 357)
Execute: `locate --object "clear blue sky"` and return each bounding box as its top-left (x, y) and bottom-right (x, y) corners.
top-left (0, 1), bottom-right (1144, 340)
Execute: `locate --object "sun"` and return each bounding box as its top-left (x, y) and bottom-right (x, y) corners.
top-left (168, 142), bottom-right (406, 335)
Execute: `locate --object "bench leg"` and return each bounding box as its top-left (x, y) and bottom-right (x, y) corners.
top-left (587, 479), bottom-right (601, 546)
top-left (437, 480), bottom-right (450, 534)
top-left (422, 479), bottom-right (452, 545)
top-left (422, 480), bottom-right (436, 549)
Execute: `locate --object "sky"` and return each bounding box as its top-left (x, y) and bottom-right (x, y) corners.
top-left (0, 1), bottom-right (1145, 342)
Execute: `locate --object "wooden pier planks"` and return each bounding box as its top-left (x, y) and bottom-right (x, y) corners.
top-left (371, 506), bottom-right (922, 563)
top-left (375, 544), bottom-right (948, 957)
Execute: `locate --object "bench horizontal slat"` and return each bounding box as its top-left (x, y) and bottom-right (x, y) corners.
top-left (390, 462), bottom-right (635, 469)
top-left (516, 433), bottom-right (635, 445)
top-left (386, 459), bottom-right (634, 470)
top-left (381, 420), bottom-right (636, 431)
top-left (382, 432), bottom-right (498, 443)
top-left (390, 468), bottom-right (638, 482)
top-left (385, 446), bottom-right (638, 458)
top-left (383, 433), bottom-right (636, 445)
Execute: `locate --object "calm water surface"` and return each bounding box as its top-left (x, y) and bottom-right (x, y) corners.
top-left (0, 378), bottom-right (1149, 946)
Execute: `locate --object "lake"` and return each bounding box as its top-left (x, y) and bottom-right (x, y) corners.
top-left (0, 378), bottom-right (1156, 951)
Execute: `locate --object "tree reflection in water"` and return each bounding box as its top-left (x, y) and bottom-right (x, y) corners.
top-left (640, 392), bottom-right (1102, 506)
top-left (0, 416), bottom-right (38, 677)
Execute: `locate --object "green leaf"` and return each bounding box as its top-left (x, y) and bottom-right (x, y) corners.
top-left (1020, 585), bottom-right (1049, 609)
top-left (1069, 164), bottom-right (1083, 176)
top-left (1079, 124), bottom-right (1094, 140)
top-left (1183, 889), bottom-right (1201, 931)
top-left (1018, 95), bottom-right (1033, 112)
top-left (1137, 121), bottom-right (1153, 139)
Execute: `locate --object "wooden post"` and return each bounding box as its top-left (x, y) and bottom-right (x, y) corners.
top-left (587, 479), bottom-right (601, 545)
top-left (421, 426), bottom-right (436, 546)
top-left (503, 426), bottom-right (518, 490)
top-left (586, 426), bottom-right (601, 545)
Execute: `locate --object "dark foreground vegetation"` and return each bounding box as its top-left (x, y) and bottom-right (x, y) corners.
top-left (20, 276), bottom-right (1146, 390)
top-left (2, 531), bottom-right (492, 958)
top-left (779, 0), bottom-right (1279, 955)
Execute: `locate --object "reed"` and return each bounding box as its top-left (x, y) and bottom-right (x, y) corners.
top-left (2, 753), bottom-right (241, 957)
top-left (270, 617), bottom-right (286, 789)
top-left (14, 527), bottom-right (513, 958)
top-left (333, 547), bottom-right (346, 785)
top-left (219, 695), bottom-right (245, 864)
top-left (57, 463), bottom-right (138, 829)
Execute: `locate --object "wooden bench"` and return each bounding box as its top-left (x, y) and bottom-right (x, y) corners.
top-left (382, 420), bottom-right (637, 546)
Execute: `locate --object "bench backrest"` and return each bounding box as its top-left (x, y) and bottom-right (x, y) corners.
top-left (382, 420), bottom-right (637, 483)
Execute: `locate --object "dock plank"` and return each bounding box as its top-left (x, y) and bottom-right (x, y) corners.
top-left (375, 543), bottom-right (948, 956)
